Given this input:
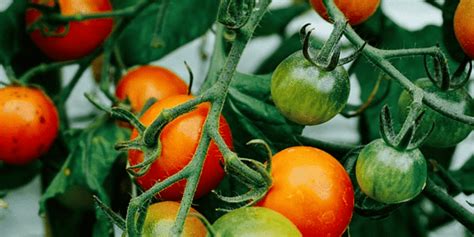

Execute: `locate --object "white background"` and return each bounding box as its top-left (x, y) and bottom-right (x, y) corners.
top-left (0, 0), bottom-right (473, 236)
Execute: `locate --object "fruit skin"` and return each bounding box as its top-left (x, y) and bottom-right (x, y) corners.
top-left (128, 95), bottom-right (233, 200)
top-left (454, 0), bottom-right (474, 58)
top-left (258, 146), bottom-right (354, 237)
top-left (116, 65), bottom-right (188, 113)
top-left (25, 0), bottom-right (114, 61)
top-left (211, 207), bottom-right (302, 237)
top-left (398, 78), bottom-right (473, 148)
top-left (271, 51), bottom-right (350, 125)
top-left (0, 86), bottom-right (59, 165)
top-left (142, 201), bottom-right (207, 237)
top-left (356, 139), bottom-right (427, 204)
top-left (310, 0), bottom-right (380, 25)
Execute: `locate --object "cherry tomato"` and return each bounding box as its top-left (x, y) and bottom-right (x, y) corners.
top-left (271, 51), bottom-right (350, 125)
top-left (258, 146), bottom-right (354, 237)
top-left (398, 78), bottom-right (473, 148)
top-left (356, 139), bottom-right (427, 204)
top-left (115, 65), bottom-right (188, 113)
top-left (128, 95), bottom-right (233, 200)
top-left (212, 207), bottom-right (302, 237)
top-left (454, 0), bottom-right (474, 58)
top-left (142, 201), bottom-right (207, 237)
top-left (0, 86), bottom-right (59, 165)
top-left (25, 0), bottom-right (114, 61)
top-left (310, 0), bottom-right (380, 25)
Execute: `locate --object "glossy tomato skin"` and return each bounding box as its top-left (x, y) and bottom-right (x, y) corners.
top-left (128, 95), bottom-right (232, 200)
top-left (271, 51), bottom-right (350, 125)
top-left (310, 0), bottom-right (380, 25)
top-left (398, 78), bottom-right (473, 148)
top-left (0, 86), bottom-right (59, 165)
top-left (115, 65), bottom-right (188, 113)
top-left (25, 0), bottom-right (114, 61)
top-left (258, 146), bottom-right (354, 237)
top-left (143, 201), bottom-right (207, 237)
top-left (356, 139), bottom-right (427, 204)
top-left (211, 207), bottom-right (302, 237)
top-left (454, 0), bottom-right (474, 58)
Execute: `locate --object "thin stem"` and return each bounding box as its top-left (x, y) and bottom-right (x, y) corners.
top-left (19, 60), bottom-right (76, 83)
top-left (42, 7), bottom-right (135, 22)
top-left (380, 46), bottom-right (440, 60)
top-left (3, 64), bottom-right (19, 84)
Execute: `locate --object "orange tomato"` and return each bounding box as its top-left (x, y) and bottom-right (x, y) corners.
top-left (0, 86), bottom-right (59, 165)
top-left (128, 95), bottom-right (232, 200)
top-left (310, 0), bottom-right (380, 25)
top-left (454, 0), bottom-right (474, 58)
top-left (258, 146), bottom-right (354, 237)
top-left (115, 65), bottom-right (188, 113)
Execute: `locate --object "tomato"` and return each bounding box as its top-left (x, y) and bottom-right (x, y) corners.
top-left (310, 0), bottom-right (380, 25)
top-left (398, 78), bottom-right (473, 148)
top-left (115, 65), bottom-right (188, 113)
top-left (356, 139), bottom-right (427, 204)
top-left (142, 201), bottom-right (207, 237)
top-left (258, 146), bottom-right (354, 237)
top-left (0, 86), bottom-right (59, 165)
top-left (211, 207), bottom-right (302, 237)
top-left (454, 0), bottom-right (474, 58)
top-left (128, 95), bottom-right (232, 200)
top-left (25, 0), bottom-right (114, 61)
top-left (271, 51), bottom-right (350, 125)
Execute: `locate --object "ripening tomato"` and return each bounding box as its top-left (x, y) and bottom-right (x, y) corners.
top-left (142, 201), bottom-right (207, 237)
top-left (128, 95), bottom-right (232, 200)
top-left (25, 0), bottom-right (114, 61)
top-left (115, 65), bottom-right (188, 113)
top-left (0, 86), bottom-right (59, 165)
top-left (454, 0), bottom-right (474, 58)
top-left (258, 146), bottom-right (354, 237)
top-left (310, 0), bottom-right (380, 25)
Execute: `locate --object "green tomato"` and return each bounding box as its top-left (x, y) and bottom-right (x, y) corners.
top-left (211, 207), bottom-right (302, 237)
top-left (398, 78), bottom-right (473, 148)
top-left (271, 51), bottom-right (350, 125)
top-left (356, 139), bottom-right (427, 204)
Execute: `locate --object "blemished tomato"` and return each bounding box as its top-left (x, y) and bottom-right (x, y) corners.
top-left (454, 0), bottom-right (474, 58)
top-left (356, 139), bottom-right (428, 204)
top-left (116, 65), bottom-right (188, 113)
top-left (142, 201), bottom-right (207, 237)
top-left (310, 0), bottom-right (380, 25)
top-left (398, 78), bottom-right (473, 148)
top-left (211, 207), bottom-right (302, 237)
top-left (271, 51), bottom-right (350, 125)
top-left (0, 86), bottom-right (59, 165)
top-left (25, 0), bottom-right (114, 61)
top-left (258, 146), bottom-right (354, 237)
top-left (128, 95), bottom-right (232, 200)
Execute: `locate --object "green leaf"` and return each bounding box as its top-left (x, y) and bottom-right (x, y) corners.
top-left (451, 155), bottom-right (474, 194)
top-left (442, 0), bottom-right (465, 62)
top-left (0, 161), bottom-right (41, 190)
top-left (0, 0), bottom-right (27, 64)
top-left (40, 117), bottom-right (129, 237)
top-left (254, 3), bottom-right (309, 37)
top-left (112, 0), bottom-right (218, 66)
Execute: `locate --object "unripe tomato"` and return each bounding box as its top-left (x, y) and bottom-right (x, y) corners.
top-left (25, 0), bottom-right (114, 61)
top-left (454, 0), bottom-right (474, 58)
top-left (310, 0), bottom-right (380, 25)
top-left (115, 65), bottom-right (188, 113)
top-left (0, 86), bottom-right (59, 165)
top-left (271, 51), bottom-right (350, 125)
top-left (211, 207), bottom-right (302, 237)
top-left (356, 139), bottom-right (428, 204)
top-left (258, 146), bottom-right (354, 237)
top-left (128, 95), bottom-right (233, 200)
top-left (398, 78), bottom-right (473, 148)
top-left (143, 201), bottom-right (207, 237)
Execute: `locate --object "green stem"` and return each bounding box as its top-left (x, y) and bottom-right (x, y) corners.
top-left (19, 60), bottom-right (76, 83)
top-left (42, 7), bottom-right (135, 22)
top-left (3, 64), bottom-right (19, 84)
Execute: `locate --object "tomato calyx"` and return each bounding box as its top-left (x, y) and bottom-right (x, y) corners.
top-left (27, 2), bottom-right (71, 37)
top-left (423, 53), bottom-right (472, 91)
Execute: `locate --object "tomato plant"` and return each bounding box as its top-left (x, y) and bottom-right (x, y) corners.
top-left (115, 65), bottom-right (188, 113)
top-left (128, 95), bottom-right (233, 200)
top-left (454, 0), bottom-right (474, 58)
top-left (271, 51), bottom-right (350, 125)
top-left (310, 0), bottom-right (380, 25)
top-left (258, 146), bottom-right (354, 237)
top-left (0, 86), bottom-right (59, 165)
top-left (25, 0), bottom-right (114, 61)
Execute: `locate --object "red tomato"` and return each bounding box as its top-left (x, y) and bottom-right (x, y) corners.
top-left (25, 0), bottom-right (114, 61)
top-left (310, 0), bottom-right (380, 25)
top-left (0, 86), bottom-right (59, 165)
top-left (258, 146), bottom-right (354, 237)
top-left (128, 95), bottom-right (233, 200)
